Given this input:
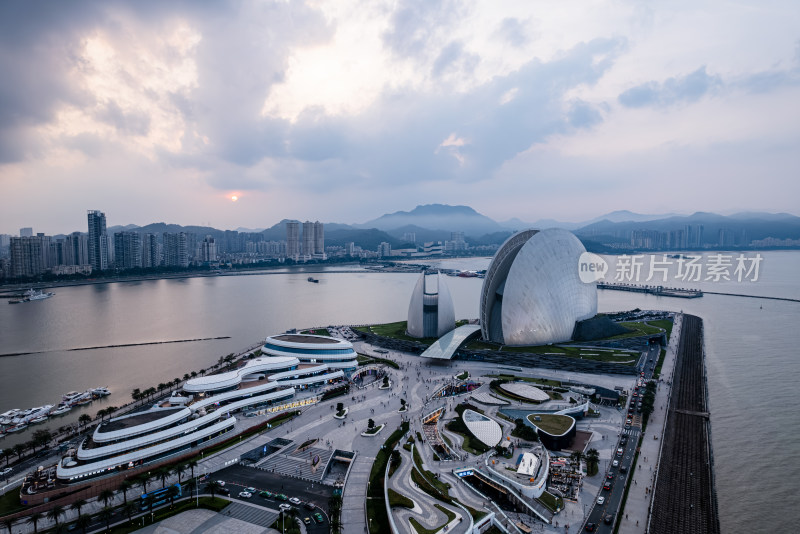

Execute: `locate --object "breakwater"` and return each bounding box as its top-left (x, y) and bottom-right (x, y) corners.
top-left (649, 314), bottom-right (720, 534)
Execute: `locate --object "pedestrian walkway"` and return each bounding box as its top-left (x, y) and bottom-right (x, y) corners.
top-left (618, 314), bottom-right (682, 534)
top-left (219, 501), bottom-right (280, 529)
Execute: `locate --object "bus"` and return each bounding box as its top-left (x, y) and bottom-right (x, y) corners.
top-left (140, 483), bottom-right (182, 511)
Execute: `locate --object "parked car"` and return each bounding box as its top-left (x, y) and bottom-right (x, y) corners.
top-left (245, 487), bottom-right (256, 493)
top-left (289, 497), bottom-right (301, 505)
top-left (303, 501), bottom-right (315, 510)
top-left (238, 491), bottom-right (252, 498)
top-left (1, 467), bottom-right (12, 476)
top-left (612, 460), bottom-right (619, 468)
top-left (279, 503), bottom-right (292, 511)
top-left (259, 490), bottom-right (273, 498)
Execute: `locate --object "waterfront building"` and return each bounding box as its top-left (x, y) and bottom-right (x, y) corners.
top-left (64, 232), bottom-right (89, 266)
top-left (407, 272), bottom-right (455, 338)
top-left (286, 221), bottom-right (300, 260)
top-left (302, 220), bottom-right (314, 259)
top-left (261, 334), bottom-right (359, 373)
top-left (480, 228), bottom-right (596, 345)
top-left (0, 234), bottom-right (10, 258)
top-left (87, 210), bottom-right (109, 271)
top-left (19, 227), bottom-right (33, 237)
top-left (198, 235), bottom-right (218, 263)
top-left (9, 235), bottom-right (46, 278)
top-left (114, 231), bottom-right (142, 269)
top-left (141, 233), bottom-right (159, 268)
top-left (163, 232), bottom-right (189, 267)
top-left (313, 221), bottom-right (326, 260)
top-left (378, 242), bottom-right (392, 257)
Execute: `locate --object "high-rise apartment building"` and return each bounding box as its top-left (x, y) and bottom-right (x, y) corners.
top-left (286, 221), bottom-right (299, 260)
top-left (313, 221), bottom-right (325, 258)
top-left (87, 210), bottom-right (109, 271)
top-left (9, 236), bottom-right (46, 278)
top-left (19, 227), bottom-right (33, 237)
top-left (142, 233), bottom-right (159, 268)
top-left (114, 231), bottom-right (142, 269)
top-left (198, 235), bottom-right (218, 262)
top-left (163, 232), bottom-right (189, 267)
top-left (302, 221), bottom-right (315, 258)
top-left (64, 232), bottom-right (89, 266)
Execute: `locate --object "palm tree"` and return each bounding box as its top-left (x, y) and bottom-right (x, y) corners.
top-left (2, 517), bottom-right (16, 534)
top-left (46, 504), bottom-right (65, 531)
top-left (190, 371), bottom-right (198, 378)
top-left (173, 378), bottom-right (181, 389)
top-left (119, 478), bottom-right (134, 505)
top-left (0, 448), bottom-right (11, 468)
top-left (585, 448), bottom-right (600, 476)
top-left (123, 502), bottom-right (139, 524)
top-left (12, 443), bottom-right (26, 461)
top-left (98, 488), bottom-right (116, 508)
top-left (96, 408), bottom-right (107, 422)
top-left (157, 383), bottom-right (166, 394)
top-left (26, 512), bottom-right (43, 533)
top-left (75, 514), bottom-right (92, 534)
top-left (131, 388), bottom-right (141, 403)
top-left (138, 473), bottom-right (152, 495)
top-left (183, 373), bottom-right (191, 382)
top-left (98, 507), bottom-right (114, 532)
top-left (205, 480), bottom-right (222, 500)
top-left (171, 464), bottom-right (186, 484)
top-left (185, 459), bottom-right (198, 481)
top-left (78, 414), bottom-right (92, 428)
top-left (70, 498), bottom-right (87, 518)
top-left (157, 467), bottom-right (170, 489)
top-left (166, 485), bottom-right (180, 508)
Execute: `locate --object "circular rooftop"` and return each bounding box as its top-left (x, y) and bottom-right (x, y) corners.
top-left (500, 382), bottom-right (550, 402)
top-left (271, 334), bottom-right (346, 345)
top-left (462, 409), bottom-right (503, 448)
top-left (526, 413), bottom-right (575, 437)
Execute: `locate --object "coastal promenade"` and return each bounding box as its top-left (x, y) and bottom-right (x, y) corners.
top-left (618, 314), bottom-right (682, 534)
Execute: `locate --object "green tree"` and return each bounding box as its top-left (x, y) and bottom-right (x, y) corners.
top-left (171, 464), bottom-right (186, 484)
top-left (12, 443), bottom-right (26, 461)
top-left (123, 502), bottom-right (139, 524)
top-left (138, 473), bottom-right (152, 494)
top-left (75, 513), bottom-right (92, 534)
top-left (99, 488), bottom-right (116, 508)
top-left (1, 448), bottom-right (11, 467)
top-left (26, 512), bottom-right (43, 533)
top-left (185, 459), bottom-right (198, 480)
top-left (32, 429), bottom-right (52, 451)
top-left (368, 418), bottom-right (375, 429)
top-left (78, 414), bottom-right (92, 428)
top-left (205, 480), bottom-right (222, 500)
top-left (183, 373), bottom-right (191, 382)
top-left (70, 498), bottom-right (87, 517)
top-left (131, 388), bottom-right (141, 403)
top-left (585, 448), bottom-right (600, 476)
top-left (166, 485), bottom-right (180, 508)
top-left (157, 467), bottom-right (170, 488)
top-left (98, 507), bottom-right (114, 531)
top-left (46, 504), bottom-right (65, 531)
top-left (119, 478), bottom-right (134, 505)
top-left (2, 517), bottom-right (16, 534)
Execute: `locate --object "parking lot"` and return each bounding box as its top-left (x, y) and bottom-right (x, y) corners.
top-left (214, 464), bottom-right (332, 533)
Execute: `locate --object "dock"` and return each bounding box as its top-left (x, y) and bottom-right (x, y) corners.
top-left (597, 283), bottom-right (702, 299)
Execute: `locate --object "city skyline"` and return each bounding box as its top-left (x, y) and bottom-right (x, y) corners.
top-left (1, 1), bottom-right (799, 234)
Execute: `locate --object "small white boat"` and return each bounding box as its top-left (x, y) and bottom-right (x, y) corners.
top-left (92, 386), bottom-right (111, 397)
top-left (29, 416), bottom-right (49, 424)
top-left (9, 289), bottom-right (55, 304)
top-left (6, 424), bottom-right (27, 433)
top-left (51, 404), bottom-right (72, 416)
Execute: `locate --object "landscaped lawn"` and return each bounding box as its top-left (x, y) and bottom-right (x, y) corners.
top-left (527, 413), bottom-right (573, 435)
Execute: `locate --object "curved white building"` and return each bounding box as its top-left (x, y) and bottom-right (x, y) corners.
top-left (262, 334), bottom-right (358, 372)
top-left (480, 228), bottom-right (597, 346)
top-left (56, 334), bottom-right (355, 483)
top-left (407, 272), bottom-right (455, 338)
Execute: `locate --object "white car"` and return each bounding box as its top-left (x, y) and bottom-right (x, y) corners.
top-left (217, 480), bottom-right (225, 486)
top-left (1, 467), bottom-right (12, 476)
top-left (612, 460), bottom-right (619, 468)
top-left (597, 496), bottom-right (605, 505)
top-left (279, 503), bottom-right (292, 511)
top-left (238, 491), bottom-right (252, 498)
top-left (289, 497), bottom-right (301, 505)
top-left (245, 487), bottom-right (256, 493)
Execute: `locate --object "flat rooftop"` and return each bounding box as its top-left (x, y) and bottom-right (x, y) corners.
top-left (97, 407), bottom-right (184, 433)
top-left (272, 334), bottom-right (342, 344)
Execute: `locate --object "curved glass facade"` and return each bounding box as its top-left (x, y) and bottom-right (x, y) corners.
top-left (480, 228), bottom-right (597, 345)
top-left (262, 343), bottom-right (355, 356)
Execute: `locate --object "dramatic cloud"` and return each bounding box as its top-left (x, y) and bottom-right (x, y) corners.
top-left (0, 0), bottom-right (798, 233)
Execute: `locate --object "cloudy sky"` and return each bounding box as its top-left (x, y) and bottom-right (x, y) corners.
top-left (1, 0), bottom-right (798, 234)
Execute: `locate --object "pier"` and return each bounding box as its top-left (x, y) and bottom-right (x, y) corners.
top-left (598, 282), bottom-right (703, 299)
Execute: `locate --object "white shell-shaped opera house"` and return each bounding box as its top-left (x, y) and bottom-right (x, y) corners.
top-left (480, 228), bottom-right (597, 346)
top-left (407, 272), bottom-right (455, 338)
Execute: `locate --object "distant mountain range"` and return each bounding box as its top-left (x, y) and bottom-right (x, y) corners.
top-left (102, 204), bottom-right (800, 251)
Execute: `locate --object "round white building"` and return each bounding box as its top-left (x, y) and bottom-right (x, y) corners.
top-left (480, 228), bottom-right (597, 345)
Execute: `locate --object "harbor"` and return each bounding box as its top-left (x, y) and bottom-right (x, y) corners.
top-left (597, 283), bottom-right (702, 299)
